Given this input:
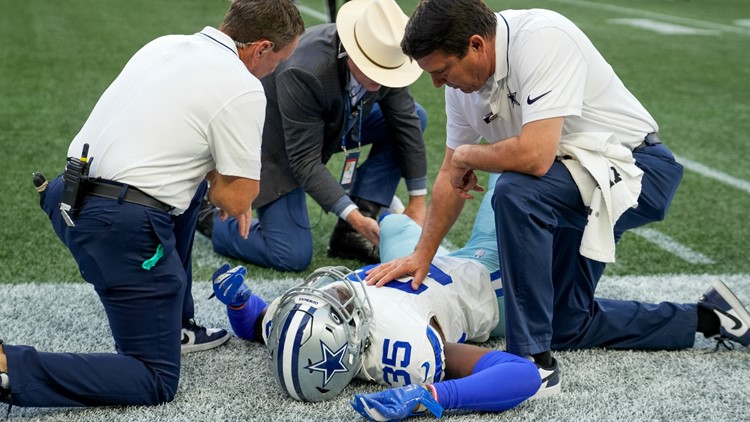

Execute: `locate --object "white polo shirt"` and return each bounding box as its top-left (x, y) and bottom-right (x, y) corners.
top-left (446, 9), bottom-right (657, 151)
top-left (69, 26), bottom-right (265, 214)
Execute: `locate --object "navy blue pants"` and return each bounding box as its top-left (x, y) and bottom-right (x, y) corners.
top-left (493, 144), bottom-right (697, 356)
top-left (3, 175), bottom-right (205, 407)
top-left (211, 103), bottom-right (428, 272)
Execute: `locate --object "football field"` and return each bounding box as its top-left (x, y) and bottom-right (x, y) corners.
top-left (0, 0), bottom-right (748, 420)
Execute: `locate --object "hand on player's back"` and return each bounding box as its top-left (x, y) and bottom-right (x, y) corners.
top-left (365, 252), bottom-right (431, 290)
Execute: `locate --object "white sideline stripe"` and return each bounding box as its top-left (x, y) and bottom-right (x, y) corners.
top-left (632, 228), bottom-right (715, 264)
top-left (297, 4), bottom-right (329, 23)
top-left (608, 19), bottom-right (720, 36)
top-left (551, 0), bottom-right (750, 36)
top-left (674, 154), bottom-right (750, 195)
top-left (736, 19), bottom-right (750, 28)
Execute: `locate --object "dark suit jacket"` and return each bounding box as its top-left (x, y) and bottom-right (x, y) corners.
top-left (254, 24), bottom-right (427, 212)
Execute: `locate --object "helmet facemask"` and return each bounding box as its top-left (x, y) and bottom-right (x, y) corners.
top-left (268, 266), bottom-right (372, 401)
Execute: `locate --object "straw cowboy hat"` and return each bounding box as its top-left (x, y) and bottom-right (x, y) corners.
top-left (336, 0), bottom-right (423, 88)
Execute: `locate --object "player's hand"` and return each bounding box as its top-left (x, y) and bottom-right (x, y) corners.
top-left (211, 263), bottom-right (251, 307)
top-left (364, 252), bottom-right (430, 290)
top-left (350, 384), bottom-right (443, 421)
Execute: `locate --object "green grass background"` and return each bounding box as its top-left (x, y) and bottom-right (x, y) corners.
top-left (1, 0), bottom-right (748, 285)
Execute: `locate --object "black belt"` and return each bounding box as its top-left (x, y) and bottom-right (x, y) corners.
top-left (87, 180), bottom-right (174, 213)
top-left (634, 132), bottom-right (661, 151)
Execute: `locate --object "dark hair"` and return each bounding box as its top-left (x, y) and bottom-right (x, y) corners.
top-left (402, 0), bottom-right (496, 60)
top-left (220, 0), bottom-right (304, 52)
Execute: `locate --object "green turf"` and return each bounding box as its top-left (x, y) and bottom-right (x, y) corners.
top-left (0, 0), bottom-right (748, 284)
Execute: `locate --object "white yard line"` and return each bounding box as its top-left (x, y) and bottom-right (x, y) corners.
top-left (607, 18), bottom-right (720, 35)
top-left (675, 154), bottom-right (750, 196)
top-left (631, 227), bottom-right (715, 264)
top-left (630, 154), bottom-right (750, 264)
top-left (551, 0), bottom-right (750, 36)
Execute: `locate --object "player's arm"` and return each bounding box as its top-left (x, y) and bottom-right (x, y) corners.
top-left (351, 344), bottom-right (541, 420)
top-left (442, 342), bottom-right (490, 380)
top-left (226, 302), bottom-right (268, 344)
top-left (211, 264), bottom-right (268, 343)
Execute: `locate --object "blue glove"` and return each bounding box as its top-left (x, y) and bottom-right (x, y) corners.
top-left (211, 263), bottom-right (251, 307)
top-left (350, 384), bottom-right (443, 421)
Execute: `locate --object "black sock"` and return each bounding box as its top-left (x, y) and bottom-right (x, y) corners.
top-left (531, 350), bottom-right (553, 367)
top-left (697, 306), bottom-right (720, 337)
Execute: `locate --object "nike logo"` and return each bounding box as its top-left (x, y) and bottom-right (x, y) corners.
top-left (527, 90), bottom-right (552, 105)
top-left (715, 307), bottom-right (747, 336)
top-left (538, 367), bottom-right (555, 385)
top-left (421, 362), bottom-right (431, 383)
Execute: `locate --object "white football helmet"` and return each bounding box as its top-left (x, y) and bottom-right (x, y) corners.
top-left (267, 266), bottom-right (373, 402)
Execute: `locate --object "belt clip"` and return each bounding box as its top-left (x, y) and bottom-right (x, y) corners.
top-left (117, 184), bottom-right (129, 205)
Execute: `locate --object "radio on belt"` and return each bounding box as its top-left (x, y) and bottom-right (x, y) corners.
top-left (59, 143), bottom-right (92, 227)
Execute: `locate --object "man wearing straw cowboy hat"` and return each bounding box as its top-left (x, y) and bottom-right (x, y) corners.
top-left (197, 0), bottom-right (428, 271)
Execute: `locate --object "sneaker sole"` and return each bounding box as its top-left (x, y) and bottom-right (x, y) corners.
top-left (712, 280), bottom-right (750, 327)
top-left (181, 334), bottom-right (230, 354)
top-left (531, 382), bottom-right (561, 399)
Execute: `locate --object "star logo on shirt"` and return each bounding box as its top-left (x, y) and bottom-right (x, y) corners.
top-left (508, 90), bottom-right (520, 107)
top-left (306, 341), bottom-right (350, 386)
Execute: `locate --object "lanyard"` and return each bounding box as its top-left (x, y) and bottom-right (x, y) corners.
top-left (341, 92), bottom-right (363, 154)
top-left (339, 92), bottom-right (364, 189)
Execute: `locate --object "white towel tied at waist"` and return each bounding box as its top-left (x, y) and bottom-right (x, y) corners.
top-left (557, 132), bottom-right (644, 263)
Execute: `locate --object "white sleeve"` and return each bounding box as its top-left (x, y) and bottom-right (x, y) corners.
top-left (514, 26), bottom-right (586, 125)
top-left (207, 89), bottom-right (265, 180)
top-left (445, 87), bottom-right (482, 150)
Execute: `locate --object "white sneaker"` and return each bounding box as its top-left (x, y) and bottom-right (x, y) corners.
top-left (530, 357), bottom-right (561, 399)
top-left (698, 280), bottom-right (750, 347)
top-left (181, 319), bottom-right (230, 353)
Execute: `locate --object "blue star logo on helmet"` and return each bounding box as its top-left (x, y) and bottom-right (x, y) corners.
top-left (306, 340), bottom-right (350, 386)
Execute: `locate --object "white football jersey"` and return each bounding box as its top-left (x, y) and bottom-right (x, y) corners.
top-left (354, 255), bottom-right (498, 386)
top-left (262, 255), bottom-right (498, 387)
top-left (263, 256), bottom-right (499, 387)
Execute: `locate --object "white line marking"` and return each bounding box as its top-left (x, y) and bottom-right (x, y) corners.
top-left (608, 18), bottom-right (720, 35)
top-left (297, 4), bottom-right (329, 23)
top-left (631, 227), bottom-right (715, 264)
top-left (736, 19), bottom-right (750, 28)
top-left (674, 154), bottom-right (750, 195)
top-left (551, 0), bottom-right (750, 36)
